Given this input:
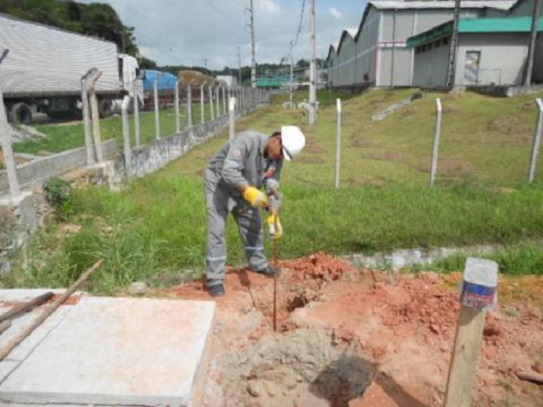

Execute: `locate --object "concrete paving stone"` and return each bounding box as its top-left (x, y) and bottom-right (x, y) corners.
top-left (0, 296), bottom-right (216, 407)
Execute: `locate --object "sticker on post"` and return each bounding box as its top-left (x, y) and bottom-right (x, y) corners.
top-left (460, 257), bottom-right (498, 311)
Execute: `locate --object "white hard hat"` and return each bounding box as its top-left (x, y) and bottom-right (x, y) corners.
top-left (281, 125), bottom-right (305, 161)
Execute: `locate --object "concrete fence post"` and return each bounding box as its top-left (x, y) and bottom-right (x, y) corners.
top-left (528, 98), bottom-right (543, 183)
top-left (229, 97), bottom-right (236, 140)
top-left (89, 71), bottom-right (103, 163)
top-left (430, 98), bottom-right (443, 187)
top-left (222, 86), bottom-right (227, 117)
top-left (187, 84), bottom-right (193, 128)
top-left (81, 69), bottom-right (96, 165)
top-left (0, 86), bottom-right (21, 199)
top-left (208, 84), bottom-right (215, 121)
top-left (154, 79), bottom-right (160, 139)
top-left (175, 80), bottom-right (181, 133)
top-left (216, 86), bottom-right (221, 118)
top-left (335, 98), bottom-right (342, 189)
top-left (200, 82), bottom-right (206, 125)
top-left (132, 80), bottom-right (141, 147)
top-left (121, 95), bottom-right (133, 181)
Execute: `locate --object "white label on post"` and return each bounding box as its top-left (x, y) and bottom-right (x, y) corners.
top-left (229, 97), bottom-right (236, 112)
top-left (336, 98), bottom-right (342, 113)
top-left (460, 257), bottom-right (499, 311)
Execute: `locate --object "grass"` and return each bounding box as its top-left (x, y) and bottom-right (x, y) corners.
top-left (11, 104), bottom-right (218, 155)
top-left (5, 88), bottom-right (543, 293)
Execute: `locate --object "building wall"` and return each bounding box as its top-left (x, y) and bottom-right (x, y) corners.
top-left (328, 50), bottom-right (340, 87)
top-left (412, 39), bottom-right (451, 87)
top-left (535, 33), bottom-right (543, 83)
top-left (336, 34), bottom-right (357, 86)
top-left (354, 8), bottom-right (381, 85)
top-left (377, 8), bottom-right (486, 86)
top-left (454, 33), bottom-right (528, 86)
top-left (509, 0), bottom-right (536, 17)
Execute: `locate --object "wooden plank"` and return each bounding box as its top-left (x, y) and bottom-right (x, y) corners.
top-left (0, 292), bottom-right (53, 324)
top-left (517, 370), bottom-right (543, 385)
top-left (445, 305), bottom-right (486, 407)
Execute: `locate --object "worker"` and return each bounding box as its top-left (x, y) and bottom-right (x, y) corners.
top-left (204, 125), bottom-right (306, 297)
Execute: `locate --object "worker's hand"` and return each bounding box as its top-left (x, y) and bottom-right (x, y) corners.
top-left (266, 214), bottom-right (283, 239)
top-left (243, 186), bottom-right (268, 208)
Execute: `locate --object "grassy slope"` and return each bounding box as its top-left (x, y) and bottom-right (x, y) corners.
top-left (7, 89), bottom-right (543, 292)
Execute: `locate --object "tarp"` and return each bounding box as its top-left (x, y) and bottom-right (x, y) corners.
top-left (143, 70), bottom-right (178, 92)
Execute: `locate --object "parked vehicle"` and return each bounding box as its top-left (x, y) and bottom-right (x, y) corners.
top-left (142, 69), bottom-right (178, 110)
top-left (0, 13), bottom-right (143, 124)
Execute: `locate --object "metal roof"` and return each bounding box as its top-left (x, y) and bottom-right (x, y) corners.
top-left (370, 1), bottom-right (516, 11)
top-left (406, 17), bottom-right (543, 47)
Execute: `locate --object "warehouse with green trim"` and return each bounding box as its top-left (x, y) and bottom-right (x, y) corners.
top-left (408, 17), bottom-right (543, 87)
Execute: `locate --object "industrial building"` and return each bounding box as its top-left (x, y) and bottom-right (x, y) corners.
top-left (408, 17), bottom-right (543, 87)
top-left (327, 0), bottom-right (541, 88)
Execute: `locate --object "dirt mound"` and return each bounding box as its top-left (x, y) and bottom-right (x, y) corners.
top-left (170, 252), bottom-right (543, 406)
top-left (178, 70), bottom-right (217, 87)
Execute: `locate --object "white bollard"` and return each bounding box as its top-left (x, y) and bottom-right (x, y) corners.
top-left (132, 80), bottom-right (141, 146)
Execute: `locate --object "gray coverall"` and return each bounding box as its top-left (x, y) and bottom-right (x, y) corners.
top-left (205, 130), bottom-right (282, 287)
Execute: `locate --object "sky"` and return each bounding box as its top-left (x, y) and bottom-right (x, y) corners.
top-left (79, 0), bottom-right (366, 70)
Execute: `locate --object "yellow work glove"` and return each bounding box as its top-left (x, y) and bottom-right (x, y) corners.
top-left (243, 186), bottom-right (268, 208)
top-left (266, 214), bottom-right (283, 239)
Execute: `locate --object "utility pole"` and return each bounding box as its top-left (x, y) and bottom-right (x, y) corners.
top-left (446, 0), bottom-right (461, 89)
top-left (248, 0), bottom-right (257, 88)
top-left (524, 0), bottom-right (542, 86)
top-left (237, 47), bottom-right (242, 86)
top-left (309, 0), bottom-right (317, 125)
top-left (290, 41), bottom-right (294, 105)
top-left (202, 59), bottom-right (207, 70)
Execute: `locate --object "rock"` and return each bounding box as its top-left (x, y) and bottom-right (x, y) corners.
top-left (247, 380), bottom-right (262, 397)
top-left (128, 281), bottom-right (148, 295)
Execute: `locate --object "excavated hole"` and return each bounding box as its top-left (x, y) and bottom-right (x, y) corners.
top-left (287, 292), bottom-right (310, 312)
top-left (223, 328), bottom-right (375, 407)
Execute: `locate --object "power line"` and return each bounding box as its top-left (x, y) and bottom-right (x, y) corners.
top-left (292, 0), bottom-right (306, 50)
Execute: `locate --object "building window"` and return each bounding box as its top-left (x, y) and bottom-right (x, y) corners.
top-left (421, 45), bottom-right (426, 52)
top-left (443, 37), bottom-right (449, 45)
top-left (416, 46), bottom-right (420, 54)
top-left (428, 43), bottom-right (432, 50)
top-left (435, 40), bottom-right (440, 48)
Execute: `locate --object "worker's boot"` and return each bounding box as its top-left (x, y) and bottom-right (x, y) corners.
top-left (252, 266), bottom-right (281, 277)
top-left (208, 283), bottom-right (225, 297)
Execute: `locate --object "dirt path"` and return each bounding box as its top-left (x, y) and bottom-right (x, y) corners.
top-left (169, 252), bottom-right (543, 407)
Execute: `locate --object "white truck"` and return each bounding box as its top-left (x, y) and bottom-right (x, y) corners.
top-left (0, 13), bottom-right (143, 124)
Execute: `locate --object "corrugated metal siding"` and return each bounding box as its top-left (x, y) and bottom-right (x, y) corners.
top-left (0, 14), bottom-right (120, 96)
top-left (412, 42), bottom-right (450, 87)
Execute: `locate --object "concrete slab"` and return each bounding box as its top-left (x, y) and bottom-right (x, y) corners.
top-left (0, 296), bottom-right (216, 407)
top-left (0, 289), bottom-right (83, 365)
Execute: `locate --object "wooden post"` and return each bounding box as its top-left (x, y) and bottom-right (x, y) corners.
top-left (445, 257), bottom-right (498, 407)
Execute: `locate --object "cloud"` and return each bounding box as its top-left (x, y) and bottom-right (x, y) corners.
top-left (329, 7), bottom-right (343, 20)
top-left (257, 0), bottom-right (282, 14)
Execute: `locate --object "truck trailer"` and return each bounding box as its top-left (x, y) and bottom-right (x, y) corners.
top-left (0, 13), bottom-right (142, 124)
